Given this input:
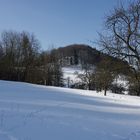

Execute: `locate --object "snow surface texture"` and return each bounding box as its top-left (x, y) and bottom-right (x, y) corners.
top-left (0, 80), bottom-right (140, 140)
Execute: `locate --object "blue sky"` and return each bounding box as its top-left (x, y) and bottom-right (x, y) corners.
top-left (0, 0), bottom-right (128, 49)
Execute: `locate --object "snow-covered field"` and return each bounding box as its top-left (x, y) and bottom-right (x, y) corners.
top-left (62, 66), bottom-right (84, 87)
top-left (0, 80), bottom-right (140, 140)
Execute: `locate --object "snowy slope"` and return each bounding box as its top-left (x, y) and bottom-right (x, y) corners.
top-left (0, 80), bottom-right (140, 140)
top-left (62, 66), bottom-right (84, 87)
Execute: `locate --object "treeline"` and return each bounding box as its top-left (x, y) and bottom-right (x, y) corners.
top-left (0, 31), bottom-right (63, 86)
top-left (1, 0), bottom-right (140, 97)
top-left (0, 31), bottom-right (136, 96)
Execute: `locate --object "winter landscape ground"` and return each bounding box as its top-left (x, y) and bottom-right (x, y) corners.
top-left (0, 80), bottom-right (140, 140)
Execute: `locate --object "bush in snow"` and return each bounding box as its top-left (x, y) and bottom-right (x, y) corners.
top-left (110, 84), bottom-right (125, 94)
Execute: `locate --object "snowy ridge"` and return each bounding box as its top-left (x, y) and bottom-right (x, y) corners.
top-left (0, 80), bottom-right (140, 140)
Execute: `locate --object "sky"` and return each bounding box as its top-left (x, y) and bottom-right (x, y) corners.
top-left (0, 0), bottom-right (128, 49)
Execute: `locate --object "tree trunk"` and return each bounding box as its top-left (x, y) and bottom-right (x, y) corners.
top-left (137, 86), bottom-right (140, 96)
top-left (104, 87), bottom-right (107, 96)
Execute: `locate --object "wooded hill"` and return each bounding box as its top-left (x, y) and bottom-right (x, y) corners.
top-left (0, 30), bottom-right (132, 95)
top-left (51, 44), bottom-right (130, 95)
top-left (53, 44), bottom-right (129, 74)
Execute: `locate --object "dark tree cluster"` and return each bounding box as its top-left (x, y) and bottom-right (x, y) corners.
top-left (75, 55), bottom-right (129, 96)
top-left (56, 44), bottom-right (102, 66)
top-left (0, 31), bottom-right (63, 87)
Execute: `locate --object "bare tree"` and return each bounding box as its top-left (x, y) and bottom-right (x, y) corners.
top-left (0, 31), bottom-right (20, 80)
top-left (77, 65), bottom-right (95, 90)
top-left (0, 31), bottom-right (41, 82)
top-left (95, 58), bottom-right (115, 96)
top-left (100, 0), bottom-right (140, 95)
top-left (20, 31), bottom-right (40, 82)
top-left (40, 49), bottom-right (63, 87)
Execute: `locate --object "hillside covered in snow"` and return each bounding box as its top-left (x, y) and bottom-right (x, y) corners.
top-left (0, 80), bottom-right (140, 140)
